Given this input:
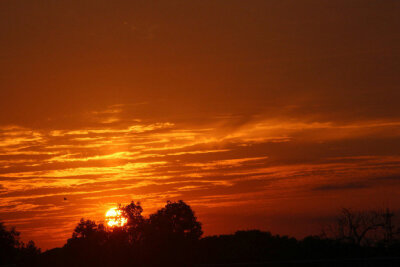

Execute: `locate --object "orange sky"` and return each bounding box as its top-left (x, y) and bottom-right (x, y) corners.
top-left (1, 0), bottom-right (400, 249)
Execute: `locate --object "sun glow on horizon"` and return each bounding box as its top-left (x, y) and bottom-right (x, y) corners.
top-left (105, 207), bottom-right (127, 227)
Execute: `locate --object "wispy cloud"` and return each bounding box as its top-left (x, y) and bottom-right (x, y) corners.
top-left (1, 106), bottom-right (400, 249)
top-left (312, 182), bottom-right (369, 191)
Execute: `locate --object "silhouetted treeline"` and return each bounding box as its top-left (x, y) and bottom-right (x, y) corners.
top-left (0, 222), bottom-right (41, 266)
top-left (41, 200), bottom-right (202, 267)
top-left (198, 231), bottom-right (400, 265)
top-left (1, 202), bottom-right (400, 267)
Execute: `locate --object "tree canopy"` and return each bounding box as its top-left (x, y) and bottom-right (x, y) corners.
top-left (3, 203), bottom-right (400, 267)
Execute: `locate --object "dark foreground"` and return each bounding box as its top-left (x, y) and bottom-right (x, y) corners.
top-left (36, 230), bottom-right (400, 267)
top-left (2, 201), bottom-right (400, 266)
top-left (197, 257), bottom-right (400, 267)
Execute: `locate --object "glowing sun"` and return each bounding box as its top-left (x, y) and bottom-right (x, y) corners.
top-left (105, 207), bottom-right (127, 227)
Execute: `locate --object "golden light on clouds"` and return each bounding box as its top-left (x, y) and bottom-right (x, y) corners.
top-left (1, 110), bottom-right (400, 249)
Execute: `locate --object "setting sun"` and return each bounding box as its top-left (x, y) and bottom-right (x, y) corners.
top-left (1, 2), bottom-right (400, 265)
top-left (105, 207), bottom-right (127, 227)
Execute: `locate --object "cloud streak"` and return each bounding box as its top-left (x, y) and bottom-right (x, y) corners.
top-left (0, 106), bottom-right (400, 248)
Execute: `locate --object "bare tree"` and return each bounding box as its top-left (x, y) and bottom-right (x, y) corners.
top-left (323, 208), bottom-right (398, 246)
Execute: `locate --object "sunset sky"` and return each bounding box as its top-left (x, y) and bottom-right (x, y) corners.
top-left (1, 0), bottom-right (400, 249)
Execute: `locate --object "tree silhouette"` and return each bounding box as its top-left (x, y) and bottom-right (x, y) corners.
top-left (34, 203), bottom-right (400, 267)
top-left (64, 219), bottom-right (109, 267)
top-left (71, 218), bottom-right (98, 239)
top-left (0, 222), bottom-right (40, 266)
top-left (324, 208), bottom-right (397, 246)
top-left (19, 240), bottom-right (41, 267)
top-left (143, 200), bottom-right (202, 266)
top-left (57, 201), bottom-right (203, 266)
top-left (0, 222), bottom-right (20, 264)
top-left (121, 201), bottom-right (144, 243)
top-left (148, 200), bottom-right (202, 241)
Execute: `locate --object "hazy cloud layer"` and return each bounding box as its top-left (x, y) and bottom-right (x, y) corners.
top-left (1, 107), bottom-right (400, 248)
